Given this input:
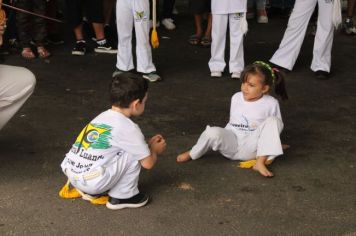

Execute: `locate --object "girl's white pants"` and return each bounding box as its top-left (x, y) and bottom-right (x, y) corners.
top-left (0, 65), bottom-right (36, 130)
top-left (65, 154), bottom-right (141, 199)
top-left (190, 117), bottom-right (284, 161)
top-left (116, 0), bottom-right (156, 73)
top-left (270, 0), bottom-right (334, 72)
top-left (209, 13), bottom-right (245, 75)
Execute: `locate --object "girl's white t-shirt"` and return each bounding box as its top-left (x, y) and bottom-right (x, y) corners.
top-left (225, 92), bottom-right (282, 137)
top-left (61, 109), bottom-right (150, 175)
top-left (211, 0), bottom-right (247, 14)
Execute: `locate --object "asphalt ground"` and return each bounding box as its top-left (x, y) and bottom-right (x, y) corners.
top-left (0, 10), bottom-right (356, 236)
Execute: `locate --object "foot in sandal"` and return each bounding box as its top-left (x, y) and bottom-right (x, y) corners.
top-left (37, 46), bottom-right (51, 59)
top-left (21, 47), bottom-right (35, 59)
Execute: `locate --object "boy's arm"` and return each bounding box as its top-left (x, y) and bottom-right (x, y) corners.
top-left (140, 134), bottom-right (166, 170)
top-left (140, 152), bottom-right (158, 170)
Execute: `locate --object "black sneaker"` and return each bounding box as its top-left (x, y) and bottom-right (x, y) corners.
top-left (314, 70), bottom-right (330, 80)
top-left (72, 41), bottom-right (87, 56)
top-left (344, 18), bottom-right (356, 35)
top-left (94, 39), bottom-right (117, 54)
top-left (112, 69), bottom-right (126, 77)
top-left (106, 193), bottom-right (149, 210)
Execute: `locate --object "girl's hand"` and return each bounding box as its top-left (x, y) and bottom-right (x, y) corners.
top-left (149, 134), bottom-right (166, 155)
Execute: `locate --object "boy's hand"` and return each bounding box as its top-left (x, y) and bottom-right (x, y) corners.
top-left (149, 134), bottom-right (166, 155)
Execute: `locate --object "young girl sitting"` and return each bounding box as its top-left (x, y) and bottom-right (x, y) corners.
top-left (177, 61), bottom-right (288, 177)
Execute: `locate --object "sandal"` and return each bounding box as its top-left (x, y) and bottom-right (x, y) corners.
top-left (188, 34), bottom-right (201, 46)
top-left (37, 46), bottom-right (51, 59)
top-left (21, 47), bottom-right (35, 59)
top-left (200, 36), bottom-right (211, 47)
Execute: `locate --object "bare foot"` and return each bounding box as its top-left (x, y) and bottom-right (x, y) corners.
top-left (282, 144), bottom-right (290, 150)
top-left (177, 151), bottom-right (191, 163)
top-left (253, 161), bottom-right (274, 177)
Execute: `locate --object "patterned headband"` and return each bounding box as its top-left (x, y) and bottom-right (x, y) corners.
top-left (253, 61), bottom-right (276, 84)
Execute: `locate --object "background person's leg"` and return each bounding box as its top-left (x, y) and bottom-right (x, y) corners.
top-left (0, 65), bottom-right (36, 130)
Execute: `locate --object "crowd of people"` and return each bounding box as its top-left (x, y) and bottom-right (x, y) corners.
top-left (0, 0), bottom-right (356, 210)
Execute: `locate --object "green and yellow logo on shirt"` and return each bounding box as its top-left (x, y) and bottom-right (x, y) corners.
top-left (74, 123), bottom-right (112, 150)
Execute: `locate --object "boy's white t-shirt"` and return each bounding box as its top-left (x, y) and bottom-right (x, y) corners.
top-left (61, 109), bottom-right (150, 175)
top-left (225, 92), bottom-right (282, 137)
top-left (211, 0), bottom-right (247, 14)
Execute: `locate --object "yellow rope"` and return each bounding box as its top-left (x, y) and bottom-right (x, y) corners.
top-left (239, 159), bottom-right (273, 169)
top-left (58, 180), bottom-right (81, 199)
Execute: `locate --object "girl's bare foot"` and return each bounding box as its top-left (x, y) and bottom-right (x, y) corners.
top-left (253, 158), bottom-right (274, 177)
top-left (177, 151), bottom-right (191, 163)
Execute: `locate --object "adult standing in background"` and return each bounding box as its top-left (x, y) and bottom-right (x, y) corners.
top-left (270, 0), bottom-right (336, 80)
top-left (0, 22), bottom-right (36, 130)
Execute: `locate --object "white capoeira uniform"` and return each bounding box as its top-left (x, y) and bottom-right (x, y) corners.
top-left (190, 92), bottom-right (284, 161)
top-left (209, 0), bottom-right (247, 76)
top-left (0, 65), bottom-right (36, 130)
top-left (270, 0), bottom-right (334, 72)
top-left (61, 110), bottom-right (150, 199)
top-left (116, 0), bottom-right (156, 73)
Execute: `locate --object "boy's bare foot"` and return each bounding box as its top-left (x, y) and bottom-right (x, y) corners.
top-left (253, 159), bottom-right (274, 177)
top-left (177, 151), bottom-right (191, 163)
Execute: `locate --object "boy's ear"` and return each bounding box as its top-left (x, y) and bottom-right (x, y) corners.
top-left (130, 99), bottom-right (141, 110)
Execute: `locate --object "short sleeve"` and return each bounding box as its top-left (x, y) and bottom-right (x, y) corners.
top-left (117, 124), bottom-right (150, 162)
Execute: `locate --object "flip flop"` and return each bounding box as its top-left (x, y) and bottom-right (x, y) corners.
top-left (188, 34), bottom-right (201, 46)
top-left (21, 47), bottom-right (35, 59)
top-left (37, 46), bottom-right (51, 59)
top-left (200, 36), bottom-right (211, 47)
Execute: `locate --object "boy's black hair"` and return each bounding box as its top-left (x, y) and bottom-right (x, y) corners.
top-left (110, 73), bottom-right (149, 108)
top-left (240, 62), bottom-right (288, 100)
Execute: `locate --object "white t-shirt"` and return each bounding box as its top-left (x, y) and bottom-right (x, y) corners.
top-left (211, 0), bottom-right (247, 14)
top-left (61, 109), bottom-right (150, 174)
top-left (225, 92), bottom-right (282, 137)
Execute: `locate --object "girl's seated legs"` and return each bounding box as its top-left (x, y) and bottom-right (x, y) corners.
top-left (177, 126), bottom-right (238, 162)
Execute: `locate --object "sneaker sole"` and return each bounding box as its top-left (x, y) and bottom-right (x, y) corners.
top-left (72, 51), bottom-right (85, 56)
top-left (94, 49), bottom-right (118, 54)
top-left (106, 197), bottom-right (149, 210)
top-left (142, 75), bottom-right (161, 82)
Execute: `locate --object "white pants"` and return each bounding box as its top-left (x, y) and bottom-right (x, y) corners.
top-left (190, 117), bottom-right (284, 161)
top-left (0, 65), bottom-right (36, 130)
top-left (270, 0), bottom-right (334, 72)
top-left (66, 154), bottom-right (141, 199)
top-left (116, 0), bottom-right (156, 73)
top-left (209, 13), bottom-right (245, 75)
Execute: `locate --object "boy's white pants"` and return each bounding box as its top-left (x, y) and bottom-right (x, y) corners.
top-left (0, 65), bottom-right (36, 130)
top-left (190, 117), bottom-right (284, 161)
top-left (116, 0), bottom-right (156, 73)
top-left (270, 0), bottom-right (334, 72)
top-left (65, 154), bottom-right (141, 199)
top-left (209, 13), bottom-right (245, 75)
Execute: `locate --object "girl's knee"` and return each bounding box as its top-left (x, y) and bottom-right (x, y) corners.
top-left (202, 126), bottom-right (224, 141)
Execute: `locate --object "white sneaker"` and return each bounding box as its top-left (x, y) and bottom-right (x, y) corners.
top-left (257, 15), bottom-right (268, 24)
top-left (161, 18), bottom-right (176, 30)
top-left (211, 71), bottom-right (222, 78)
top-left (231, 72), bottom-right (240, 79)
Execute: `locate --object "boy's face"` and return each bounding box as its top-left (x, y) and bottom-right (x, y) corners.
top-left (132, 93), bottom-right (148, 116)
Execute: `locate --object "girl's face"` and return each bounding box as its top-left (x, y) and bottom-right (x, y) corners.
top-left (241, 74), bottom-right (270, 102)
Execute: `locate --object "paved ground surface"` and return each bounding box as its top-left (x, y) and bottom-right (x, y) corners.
top-left (1, 6), bottom-right (356, 236)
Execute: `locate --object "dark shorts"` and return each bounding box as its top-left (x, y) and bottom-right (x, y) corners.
top-left (189, 0), bottom-right (211, 14)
